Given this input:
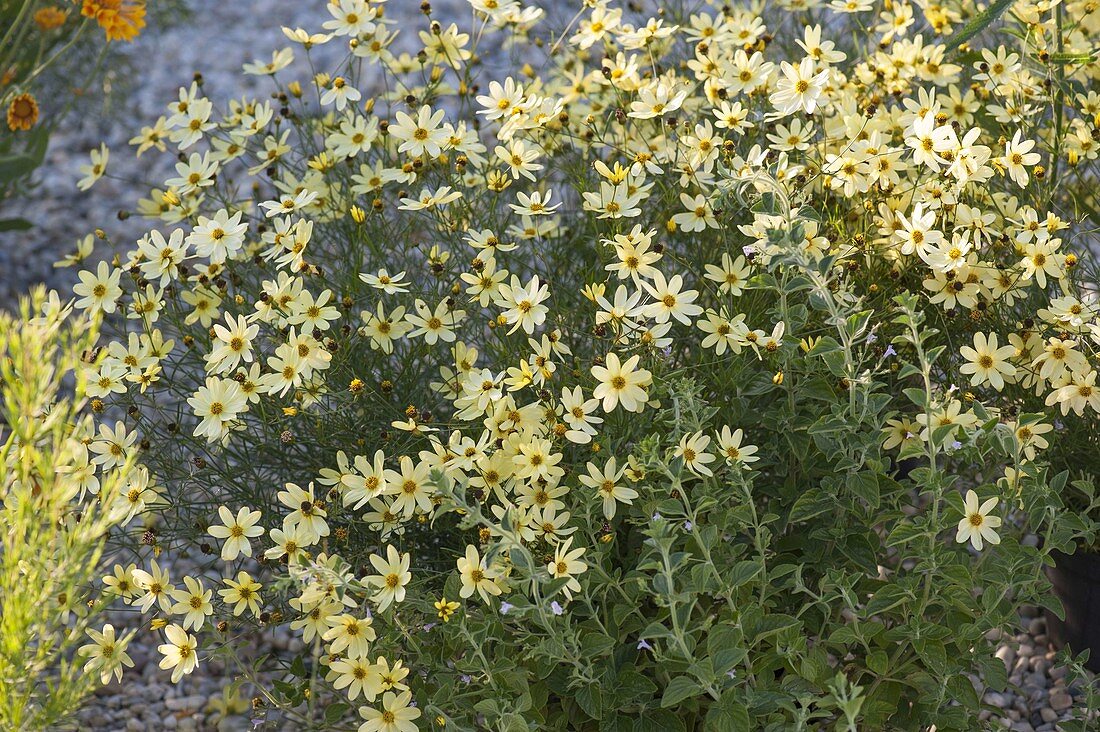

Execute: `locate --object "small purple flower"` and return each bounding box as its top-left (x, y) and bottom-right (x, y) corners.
top-left (500, 602), bottom-right (513, 615)
top-left (950, 440), bottom-right (962, 450)
top-left (866, 333), bottom-right (877, 344)
top-left (637, 639), bottom-right (653, 651)
top-left (422, 622), bottom-right (436, 632)
top-left (683, 521), bottom-right (693, 531)
top-left (884, 345), bottom-right (896, 358)
top-left (461, 674), bottom-right (472, 684)
top-left (742, 245), bottom-right (756, 257)
top-left (550, 601), bottom-right (564, 616)
top-left (652, 513), bottom-right (661, 521)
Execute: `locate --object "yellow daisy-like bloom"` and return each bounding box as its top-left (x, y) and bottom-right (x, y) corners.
top-left (81, 0), bottom-right (146, 42)
top-left (33, 6), bottom-right (69, 30)
top-left (6, 93), bottom-right (39, 131)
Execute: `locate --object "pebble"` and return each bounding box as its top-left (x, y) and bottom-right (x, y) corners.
top-left (1049, 691), bottom-right (1073, 712)
top-left (165, 695), bottom-right (205, 712)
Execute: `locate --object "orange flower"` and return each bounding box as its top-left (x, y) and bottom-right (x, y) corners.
top-left (34, 6), bottom-right (69, 30)
top-left (6, 93), bottom-right (39, 131)
top-left (81, 0), bottom-right (146, 42)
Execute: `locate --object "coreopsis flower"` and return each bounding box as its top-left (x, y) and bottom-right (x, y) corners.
top-left (1045, 371), bottom-right (1100, 416)
top-left (916, 400), bottom-right (980, 442)
top-left (894, 202), bottom-right (942, 256)
top-left (321, 77), bottom-right (362, 111)
top-left (81, 0), bottom-right (145, 41)
top-left (578, 457), bottom-right (637, 520)
top-left (277, 482), bottom-right (330, 543)
top-left (591, 353), bottom-right (652, 413)
top-left (265, 521), bottom-right (312, 563)
top-left (322, 0), bottom-right (375, 35)
top-left (881, 417), bottom-right (921, 452)
top-left (671, 193), bottom-right (718, 233)
top-left (1002, 131), bottom-right (1041, 187)
top-left (219, 571), bottom-right (263, 617)
top-left (548, 538), bottom-right (587, 600)
top-left (73, 260), bottom-right (122, 314)
top-left (157, 624), bottom-right (199, 683)
top-left (328, 656), bottom-right (382, 702)
top-left (905, 115), bottom-right (953, 171)
top-left (187, 376), bottom-right (247, 443)
top-left (495, 275), bottom-right (550, 334)
top-left (343, 450), bottom-right (389, 509)
top-left (456, 545), bottom-right (504, 604)
top-left (165, 151), bottom-right (217, 195)
top-left (420, 23), bottom-right (472, 69)
top-left (435, 597), bottom-right (460, 622)
top-left (704, 253), bottom-right (751, 296)
top-left (79, 624), bottom-right (134, 685)
top-left (770, 58), bottom-right (828, 116)
top-left (136, 228), bottom-right (188, 286)
top-left (365, 545), bottom-right (412, 612)
top-left (6, 93), bottom-right (39, 131)
top-left (959, 332), bottom-right (1017, 390)
top-left (560, 386), bottom-right (604, 445)
top-left (674, 431), bottom-right (717, 477)
top-left (509, 189), bottom-right (561, 216)
top-left (571, 4), bottom-right (621, 49)
top-left (390, 105), bottom-right (449, 159)
top-left (1018, 239), bottom-right (1064, 288)
top-left (207, 505), bottom-right (264, 561)
top-left (171, 576), bottom-right (213, 630)
top-left (132, 559), bottom-right (175, 613)
top-left (258, 189), bottom-right (317, 218)
top-left (716, 426), bottom-right (760, 468)
top-left (699, 310), bottom-right (748, 356)
top-left (407, 299), bottom-right (465, 345)
top-left (628, 80), bottom-right (686, 119)
top-left (33, 6), bottom-right (68, 30)
top-left (324, 614), bottom-right (376, 659)
top-left (103, 563), bottom-right (139, 600)
top-left (956, 490), bottom-right (1002, 551)
top-left (358, 691), bottom-right (421, 732)
top-left (243, 48), bottom-right (294, 76)
top-left (385, 456), bottom-right (434, 519)
top-left (399, 186), bottom-right (463, 211)
top-left (1033, 338), bottom-right (1089, 382)
top-left (476, 77), bottom-right (525, 121)
top-left (1013, 420), bottom-right (1054, 461)
top-left (187, 209), bottom-right (247, 264)
top-left (207, 314), bottom-right (259, 374)
top-left (643, 272), bottom-right (702, 325)
top-left (359, 269), bottom-right (410, 294)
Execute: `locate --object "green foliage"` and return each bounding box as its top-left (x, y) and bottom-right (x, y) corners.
top-left (0, 287), bottom-right (136, 730)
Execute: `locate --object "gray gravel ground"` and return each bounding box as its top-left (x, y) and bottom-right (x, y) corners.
top-left (1, 1), bottom-right (1096, 729)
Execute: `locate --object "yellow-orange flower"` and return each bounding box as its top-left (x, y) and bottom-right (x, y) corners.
top-left (6, 93), bottom-right (39, 131)
top-left (34, 7), bottom-right (69, 30)
top-left (81, 0), bottom-right (146, 42)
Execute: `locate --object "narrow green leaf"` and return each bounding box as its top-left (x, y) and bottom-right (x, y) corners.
top-left (946, 0), bottom-right (1017, 53)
